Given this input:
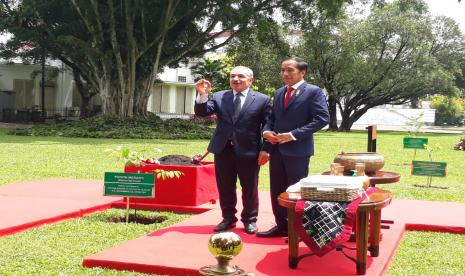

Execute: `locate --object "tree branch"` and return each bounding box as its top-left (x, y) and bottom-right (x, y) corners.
top-left (0, 0), bottom-right (13, 14)
top-left (107, 0), bottom-right (125, 97)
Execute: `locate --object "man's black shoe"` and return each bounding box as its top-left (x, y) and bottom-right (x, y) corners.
top-left (244, 222), bottom-right (257, 234)
top-left (213, 220), bottom-right (236, 232)
top-left (256, 226), bottom-right (288, 238)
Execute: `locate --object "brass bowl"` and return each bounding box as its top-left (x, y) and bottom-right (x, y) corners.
top-left (334, 152), bottom-right (385, 173)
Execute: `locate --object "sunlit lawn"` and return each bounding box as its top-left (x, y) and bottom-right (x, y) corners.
top-left (0, 208), bottom-right (189, 275)
top-left (0, 128), bottom-right (464, 274)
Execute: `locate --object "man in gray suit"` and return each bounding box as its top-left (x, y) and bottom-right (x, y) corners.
top-left (194, 66), bottom-right (272, 234)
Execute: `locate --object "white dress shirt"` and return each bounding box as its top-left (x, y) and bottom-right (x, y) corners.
top-left (196, 88), bottom-right (250, 109)
top-left (289, 79), bottom-right (305, 95)
top-left (262, 80), bottom-right (305, 141)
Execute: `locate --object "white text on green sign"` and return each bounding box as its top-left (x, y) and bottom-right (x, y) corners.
top-left (403, 137), bottom-right (428, 149)
top-left (411, 161), bottom-right (447, 177)
top-left (104, 172), bottom-right (155, 198)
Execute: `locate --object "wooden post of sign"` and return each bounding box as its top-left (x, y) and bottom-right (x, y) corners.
top-left (366, 125), bottom-right (394, 225)
top-left (126, 197), bottom-right (130, 223)
top-left (403, 137), bottom-right (428, 163)
top-left (367, 125), bottom-right (377, 152)
top-left (427, 176), bottom-right (432, 188)
top-left (134, 170), bottom-right (141, 220)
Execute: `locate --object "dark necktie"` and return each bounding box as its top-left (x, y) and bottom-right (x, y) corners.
top-left (284, 86), bottom-right (294, 108)
top-left (233, 92), bottom-right (243, 121)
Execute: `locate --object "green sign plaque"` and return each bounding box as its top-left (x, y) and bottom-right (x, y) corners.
top-left (104, 172), bottom-right (155, 198)
top-left (412, 161), bottom-right (447, 177)
top-left (403, 137), bottom-right (428, 149)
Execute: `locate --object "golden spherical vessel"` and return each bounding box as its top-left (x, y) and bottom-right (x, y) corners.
top-left (200, 232), bottom-right (245, 275)
top-left (208, 232), bottom-right (243, 258)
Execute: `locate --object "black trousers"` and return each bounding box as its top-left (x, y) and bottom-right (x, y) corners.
top-left (269, 148), bottom-right (310, 230)
top-left (214, 144), bottom-right (259, 224)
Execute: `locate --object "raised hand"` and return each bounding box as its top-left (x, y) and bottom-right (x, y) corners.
top-left (195, 79), bottom-right (212, 95)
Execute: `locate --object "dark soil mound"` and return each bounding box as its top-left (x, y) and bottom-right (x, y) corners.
top-left (108, 214), bottom-right (168, 225)
top-left (158, 154), bottom-right (199, 166)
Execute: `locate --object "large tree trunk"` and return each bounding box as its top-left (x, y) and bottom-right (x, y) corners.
top-left (327, 94), bottom-right (339, 130)
top-left (80, 96), bottom-right (92, 118)
top-left (338, 107), bottom-right (370, 131)
top-left (72, 68), bottom-right (97, 118)
top-left (68, 0), bottom-right (257, 118)
top-left (97, 65), bottom-right (151, 117)
top-left (100, 78), bottom-right (113, 115)
top-left (338, 117), bottom-right (355, 131)
top-left (133, 81), bottom-right (149, 117)
top-left (134, 96), bottom-right (149, 116)
top-left (410, 97), bottom-right (420, 108)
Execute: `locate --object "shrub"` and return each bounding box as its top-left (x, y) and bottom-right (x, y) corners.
top-left (454, 137), bottom-right (465, 151)
top-left (188, 114), bottom-right (216, 125)
top-left (430, 96), bottom-right (464, 126)
top-left (9, 115), bottom-right (213, 139)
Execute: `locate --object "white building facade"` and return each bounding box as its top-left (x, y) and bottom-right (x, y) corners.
top-left (0, 61), bottom-right (197, 121)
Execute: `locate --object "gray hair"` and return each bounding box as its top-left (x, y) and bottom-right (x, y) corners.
top-left (230, 66), bottom-right (254, 78)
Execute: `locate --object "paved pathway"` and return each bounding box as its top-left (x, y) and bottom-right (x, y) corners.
top-left (341, 124), bottom-right (464, 134)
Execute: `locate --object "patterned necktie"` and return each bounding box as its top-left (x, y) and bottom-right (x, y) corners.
top-left (284, 86), bottom-right (294, 108)
top-left (233, 92), bottom-right (243, 121)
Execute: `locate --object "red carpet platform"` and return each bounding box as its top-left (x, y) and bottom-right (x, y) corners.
top-left (83, 193), bottom-right (465, 275)
top-left (0, 179), bottom-right (118, 237)
top-left (1, 179), bottom-right (464, 275)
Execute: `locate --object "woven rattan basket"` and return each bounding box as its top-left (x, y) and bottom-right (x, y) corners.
top-left (301, 187), bottom-right (361, 202)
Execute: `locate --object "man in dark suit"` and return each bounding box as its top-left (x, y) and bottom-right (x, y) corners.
top-left (194, 66), bottom-right (272, 234)
top-left (256, 57), bottom-right (329, 238)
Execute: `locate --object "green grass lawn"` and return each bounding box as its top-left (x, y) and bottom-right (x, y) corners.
top-left (0, 128), bottom-right (464, 274)
top-left (0, 208), bottom-right (189, 275)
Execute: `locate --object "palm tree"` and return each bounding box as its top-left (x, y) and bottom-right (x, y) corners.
top-left (190, 58), bottom-right (227, 83)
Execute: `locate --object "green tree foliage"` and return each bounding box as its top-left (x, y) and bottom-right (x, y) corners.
top-left (0, 0), bottom-right (273, 117)
top-left (227, 17), bottom-right (290, 96)
top-left (0, 0), bottom-right (349, 118)
top-left (191, 58), bottom-right (226, 83)
top-left (291, 2), bottom-right (348, 130)
top-left (190, 57), bottom-right (232, 92)
top-left (296, 0), bottom-right (465, 131)
top-left (430, 96), bottom-right (465, 126)
top-left (455, 54), bottom-right (465, 97)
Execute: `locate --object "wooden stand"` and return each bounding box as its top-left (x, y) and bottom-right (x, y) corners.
top-left (279, 190), bottom-right (392, 275)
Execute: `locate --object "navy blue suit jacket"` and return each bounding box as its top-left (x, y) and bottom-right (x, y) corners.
top-left (264, 81), bottom-right (329, 157)
top-left (195, 89), bottom-right (272, 159)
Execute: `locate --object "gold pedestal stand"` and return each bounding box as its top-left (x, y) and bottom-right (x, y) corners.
top-left (199, 232), bottom-right (249, 276)
top-left (199, 257), bottom-right (245, 275)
